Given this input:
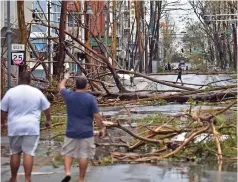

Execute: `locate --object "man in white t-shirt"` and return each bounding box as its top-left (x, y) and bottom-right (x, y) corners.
top-left (1, 72), bottom-right (51, 182)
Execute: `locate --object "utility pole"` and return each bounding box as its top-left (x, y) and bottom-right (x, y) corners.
top-left (72, 13), bottom-right (75, 72)
top-left (7, 1), bottom-right (11, 89)
top-left (135, 1), bottom-right (143, 72)
top-left (17, 1), bottom-right (27, 73)
top-left (112, 0), bottom-right (117, 68)
top-left (47, 0), bottom-right (51, 80)
top-left (141, 1), bottom-right (145, 72)
top-left (57, 1), bottom-right (67, 76)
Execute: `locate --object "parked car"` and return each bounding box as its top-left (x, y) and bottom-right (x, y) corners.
top-left (178, 61), bottom-right (186, 70)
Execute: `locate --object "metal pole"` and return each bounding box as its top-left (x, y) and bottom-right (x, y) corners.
top-left (7, 1), bottom-right (11, 89)
top-left (90, 16), bottom-right (92, 73)
top-left (47, 0), bottom-right (51, 79)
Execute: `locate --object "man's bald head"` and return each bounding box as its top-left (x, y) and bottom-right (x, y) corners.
top-left (75, 76), bottom-right (87, 89)
top-left (19, 72), bottom-right (31, 84)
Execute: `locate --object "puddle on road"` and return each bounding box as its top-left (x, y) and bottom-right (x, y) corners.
top-left (100, 104), bottom-right (232, 119)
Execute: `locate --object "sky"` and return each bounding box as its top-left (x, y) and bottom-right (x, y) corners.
top-left (163, 0), bottom-right (200, 50)
top-left (166, 0), bottom-right (199, 32)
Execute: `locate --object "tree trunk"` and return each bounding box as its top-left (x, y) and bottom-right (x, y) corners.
top-left (155, 1), bottom-right (162, 64)
top-left (145, 26), bottom-right (149, 73)
top-left (231, 23), bottom-right (237, 70)
top-left (148, 1), bottom-right (154, 73)
top-left (226, 35), bottom-right (232, 68)
top-left (134, 1), bottom-right (143, 72)
top-left (56, 1), bottom-right (67, 77)
top-left (17, 1), bottom-right (28, 73)
top-left (112, 0), bottom-right (117, 68)
top-left (228, 1), bottom-right (237, 70)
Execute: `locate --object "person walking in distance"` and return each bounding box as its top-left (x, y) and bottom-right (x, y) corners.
top-left (1, 72), bottom-right (51, 182)
top-left (167, 62), bottom-right (171, 71)
top-left (130, 68), bottom-right (135, 87)
top-left (59, 73), bottom-right (106, 182)
top-left (175, 66), bottom-right (183, 85)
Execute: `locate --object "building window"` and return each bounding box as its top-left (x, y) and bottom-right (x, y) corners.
top-left (68, 14), bottom-right (77, 27)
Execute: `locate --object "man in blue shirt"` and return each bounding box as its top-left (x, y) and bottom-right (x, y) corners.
top-left (59, 73), bottom-right (106, 182)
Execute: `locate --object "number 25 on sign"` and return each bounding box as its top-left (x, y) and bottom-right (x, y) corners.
top-left (11, 52), bottom-right (25, 65)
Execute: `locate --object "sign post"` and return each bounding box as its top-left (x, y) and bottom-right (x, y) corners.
top-left (11, 44), bottom-right (26, 84)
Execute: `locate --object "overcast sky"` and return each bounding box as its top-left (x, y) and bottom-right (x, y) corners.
top-left (166, 0), bottom-right (199, 32)
top-left (163, 0), bottom-right (200, 50)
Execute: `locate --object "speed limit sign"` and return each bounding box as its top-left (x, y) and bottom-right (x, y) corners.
top-left (11, 51), bottom-right (25, 65)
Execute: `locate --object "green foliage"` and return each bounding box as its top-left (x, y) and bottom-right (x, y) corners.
top-left (230, 74), bottom-right (237, 79)
top-left (170, 52), bottom-right (188, 63)
top-left (204, 86), bottom-right (214, 92)
top-left (149, 99), bottom-right (168, 106)
top-left (157, 66), bottom-right (164, 73)
top-left (221, 136), bottom-right (237, 157)
top-left (215, 114), bottom-right (225, 125)
top-left (187, 97), bottom-right (195, 104)
top-left (100, 156), bottom-right (113, 165)
top-left (133, 113), bottom-right (168, 124)
top-left (51, 103), bottom-right (67, 115)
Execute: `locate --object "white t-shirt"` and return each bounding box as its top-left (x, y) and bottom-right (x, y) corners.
top-left (1, 85), bottom-right (50, 136)
top-left (130, 69), bottom-right (134, 77)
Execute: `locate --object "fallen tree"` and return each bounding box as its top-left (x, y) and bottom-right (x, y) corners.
top-left (39, 100), bottom-right (237, 164)
top-left (96, 84), bottom-right (237, 106)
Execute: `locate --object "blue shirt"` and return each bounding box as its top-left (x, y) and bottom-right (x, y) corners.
top-left (61, 88), bottom-right (99, 139)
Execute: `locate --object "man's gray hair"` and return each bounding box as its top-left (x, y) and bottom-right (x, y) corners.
top-left (75, 76), bottom-right (88, 89)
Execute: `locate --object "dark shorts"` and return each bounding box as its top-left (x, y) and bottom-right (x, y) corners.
top-left (130, 77), bottom-right (134, 83)
top-left (177, 75), bottom-right (182, 80)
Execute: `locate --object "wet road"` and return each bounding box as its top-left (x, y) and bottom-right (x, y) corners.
top-left (125, 74), bottom-right (236, 91)
top-left (1, 135), bottom-right (237, 182)
top-left (101, 104), bottom-right (233, 119)
top-left (1, 74), bottom-right (237, 182)
top-left (1, 160), bottom-right (237, 182)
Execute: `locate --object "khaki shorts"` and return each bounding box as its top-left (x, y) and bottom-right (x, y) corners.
top-left (61, 136), bottom-right (95, 159)
top-left (9, 135), bottom-right (39, 156)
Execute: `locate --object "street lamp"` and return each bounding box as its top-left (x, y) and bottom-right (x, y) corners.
top-left (86, 6), bottom-right (93, 73)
